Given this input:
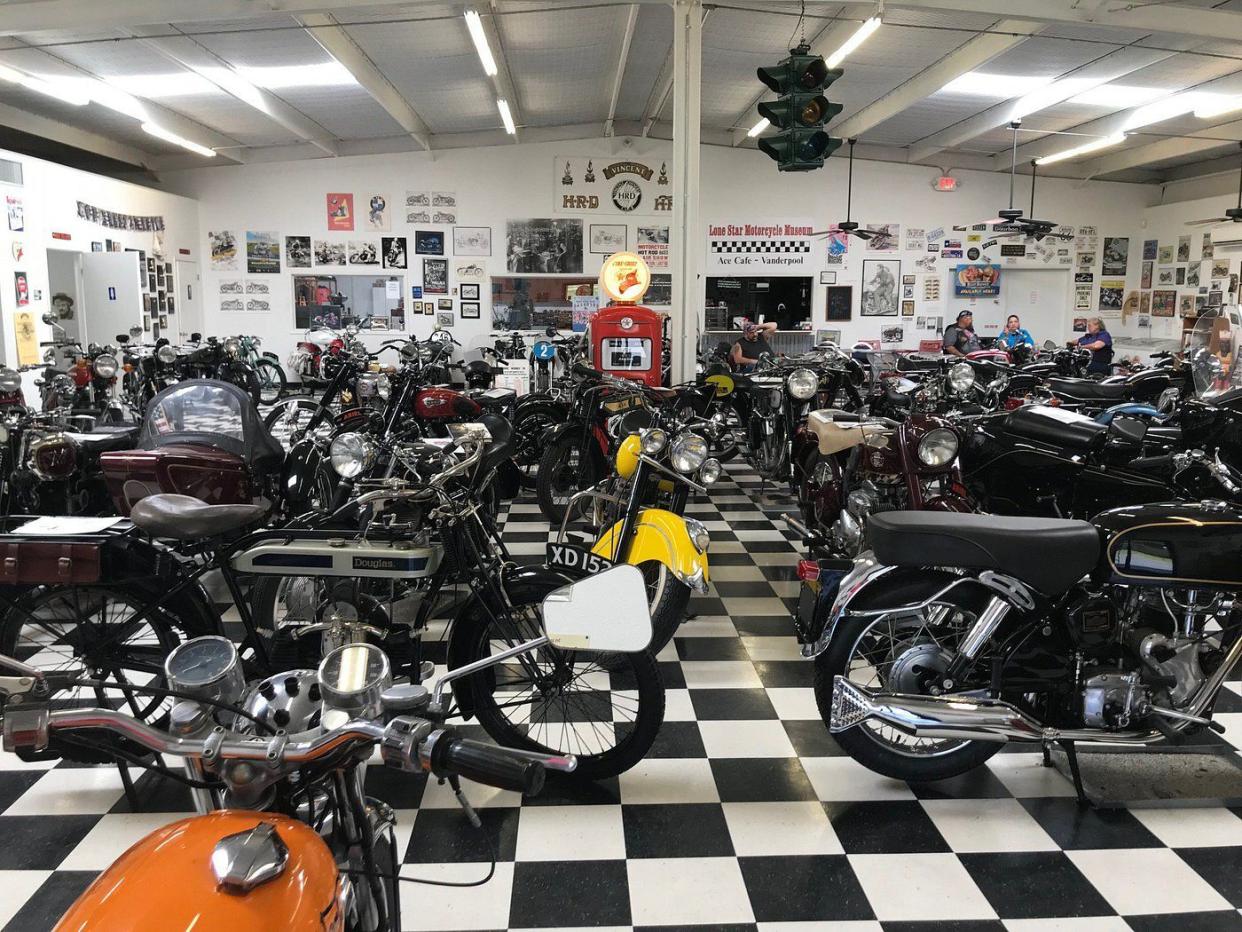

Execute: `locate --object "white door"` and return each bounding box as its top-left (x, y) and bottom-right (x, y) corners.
top-left (1000, 267), bottom-right (1072, 346)
top-left (175, 259), bottom-right (202, 342)
top-left (80, 252), bottom-right (142, 346)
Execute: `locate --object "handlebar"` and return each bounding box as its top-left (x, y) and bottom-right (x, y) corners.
top-left (434, 736), bottom-right (547, 795)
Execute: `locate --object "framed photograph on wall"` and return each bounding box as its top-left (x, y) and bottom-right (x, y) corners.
top-left (819, 271), bottom-right (836, 285)
top-left (861, 259), bottom-right (900, 316)
top-left (437, 298), bottom-right (453, 310)
top-left (461, 301), bottom-right (480, 319)
top-left (826, 285), bottom-right (852, 321)
top-left (460, 283), bottom-right (480, 300)
top-left (589, 224), bottom-right (627, 255)
top-left (453, 227), bottom-right (491, 256)
top-left (423, 258), bottom-right (448, 294)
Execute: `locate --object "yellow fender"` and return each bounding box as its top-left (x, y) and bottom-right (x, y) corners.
top-left (706, 373), bottom-right (735, 398)
top-left (592, 508), bottom-right (709, 592)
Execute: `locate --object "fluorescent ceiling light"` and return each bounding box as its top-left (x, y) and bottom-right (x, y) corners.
top-left (197, 66), bottom-right (268, 113)
top-left (84, 80), bottom-right (147, 120)
top-left (105, 72), bottom-right (221, 98)
top-left (1123, 93), bottom-right (1197, 130)
top-left (1009, 77), bottom-right (1096, 120)
top-left (0, 64), bottom-right (24, 84)
top-left (1067, 84), bottom-right (1164, 108)
top-left (464, 10), bottom-right (498, 77)
top-left (1035, 132), bottom-right (1126, 165)
top-left (497, 98), bottom-right (516, 134)
top-left (825, 16), bottom-right (881, 70)
top-left (234, 62), bottom-right (356, 89)
top-left (4, 68), bottom-right (89, 106)
top-left (141, 122), bottom-right (216, 157)
top-left (940, 72), bottom-right (1052, 99)
top-left (1196, 95), bottom-right (1242, 119)
top-left (747, 118), bottom-right (769, 137)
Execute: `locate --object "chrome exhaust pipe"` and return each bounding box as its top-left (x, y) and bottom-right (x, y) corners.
top-left (829, 677), bottom-right (1163, 746)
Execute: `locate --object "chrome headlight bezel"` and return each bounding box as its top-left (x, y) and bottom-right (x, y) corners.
top-left (917, 427), bottom-right (959, 468)
top-left (640, 428), bottom-right (668, 455)
top-left (0, 369), bottom-right (21, 394)
top-left (699, 457), bottom-right (722, 485)
top-left (223, 337), bottom-right (242, 359)
top-left (157, 344), bottom-right (177, 365)
top-left (684, 516), bottom-right (711, 554)
top-left (92, 354), bottom-right (118, 379)
top-left (786, 367), bottom-right (819, 401)
top-left (670, 432), bottom-right (708, 473)
top-left (947, 362), bottom-right (975, 394)
top-left (329, 432), bottom-right (378, 478)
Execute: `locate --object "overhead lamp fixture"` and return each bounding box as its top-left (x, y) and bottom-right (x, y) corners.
top-left (0, 65), bottom-right (89, 106)
top-left (141, 122), bottom-right (216, 157)
top-left (1195, 95), bottom-right (1242, 120)
top-left (747, 118), bottom-right (770, 137)
top-left (941, 72), bottom-right (1052, 99)
top-left (1034, 132), bottom-right (1126, 165)
top-left (1009, 77), bottom-right (1096, 120)
top-left (497, 98), bottom-right (516, 135)
top-left (825, 15), bottom-right (881, 70)
top-left (465, 10), bottom-right (498, 77)
top-left (1067, 84), bottom-right (1164, 108)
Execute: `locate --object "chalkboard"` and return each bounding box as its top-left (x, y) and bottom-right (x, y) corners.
top-left (826, 285), bottom-right (852, 321)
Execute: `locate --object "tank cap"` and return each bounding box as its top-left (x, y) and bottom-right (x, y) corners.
top-left (211, 822), bottom-right (289, 893)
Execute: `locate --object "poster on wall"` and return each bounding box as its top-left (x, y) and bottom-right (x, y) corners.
top-left (246, 231), bottom-right (280, 274)
top-left (824, 228), bottom-right (848, 265)
top-left (647, 274), bottom-right (673, 306)
top-left (364, 194), bottom-right (390, 232)
top-left (1179, 294), bottom-right (1196, 316)
top-left (1212, 258), bottom-right (1231, 279)
top-left (1140, 292), bottom-right (1151, 315)
top-left (314, 240), bottom-right (345, 266)
top-left (1157, 267), bottom-right (1175, 286)
top-left (1098, 280), bottom-right (1124, 316)
top-left (922, 277), bottom-right (941, 302)
top-left (13, 271), bottom-right (28, 307)
top-left (864, 223), bottom-right (899, 251)
top-left (405, 191), bottom-right (429, 224)
top-left (285, 236), bottom-right (311, 268)
top-left (423, 258), bottom-right (448, 294)
top-left (453, 226), bottom-right (491, 257)
top-left (952, 264), bottom-right (1001, 297)
top-left (1101, 237), bottom-right (1128, 276)
top-left (348, 241), bottom-right (378, 265)
top-left (415, 230), bottom-right (444, 256)
top-left (1188, 262), bottom-right (1201, 288)
top-left (825, 286), bottom-right (852, 321)
top-left (1140, 260), bottom-right (1152, 289)
top-left (209, 231), bottom-right (238, 271)
top-left (636, 225), bottom-right (669, 269)
top-left (904, 227), bottom-right (926, 252)
top-left (326, 193), bottom-right (354, 231)
top-left (382, 236), bottom-right (407, 269)
top-left (1077, 252), bottom-right (1096, 269)
top-left (590, 224), bottom-right (626, 254)
top-left (1178, 234), bottom-right (1191, 263)
top-left (554, 156), bottom-right (672, 216)
top-left (1158, 244), bottom-right (1174, 264)
top-left (14, 311), bottom-right (37, 365)
top-left (1142, 239), bottom-right (1158, 261)
top-left (6, 195), bottom-right (22, 232)
top-left (880, 325), bottom-right (904, 345)
top-left (454, 260), bottom-right (485, 281)
top-left (901, 300), bottom-right (915, 317)
top-left (1203, 233), bottom-right (1214, 260)
top-left (707, 221), bottom-right (814, 274)
top-left (1152, 289), bottom-right (1177, 317)
top-left (506, 219), bottom-right (583, 273)
top-left (861, 259), bottom-right (900, 316)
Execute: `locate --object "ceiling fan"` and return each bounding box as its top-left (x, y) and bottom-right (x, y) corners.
top-left (809, 138), bottom-right (874, 241)
top-left (1185, 143), bottom-right (1242, 227)
top-left (978, 121), bottom-right (1072, 243)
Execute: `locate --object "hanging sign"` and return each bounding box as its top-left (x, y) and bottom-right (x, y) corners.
top-left (706, 221), bottom-right (814, 274)
top-left (600, 251), bottom-right (651, 304)
top-left (953, 264), bottom-right (1001, 297)
top-left (75, 201), bottom-right (164, 231)
top-left (555, 156), bottom-right (673, 215)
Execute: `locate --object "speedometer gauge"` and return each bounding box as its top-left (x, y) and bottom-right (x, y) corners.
top-left (165, 635), bottom-right (244, 705)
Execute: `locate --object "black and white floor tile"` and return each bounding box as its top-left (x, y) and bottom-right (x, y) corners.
top-left (4, 461), bottom-right (1242, 929)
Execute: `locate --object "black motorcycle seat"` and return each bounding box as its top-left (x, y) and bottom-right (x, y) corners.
top-left (477, 413), bottom-right (513, 479)
top-left (474, 387), bottom-right (516, 409)
top-left (1047, 377), bottom-right (1129, 401)
top-left (130, 493), bottom-right (269, 540)
top-left (869, 511), bottom-right (1100, 595)
top-left (1002, 405), bottom-right (1107, 452)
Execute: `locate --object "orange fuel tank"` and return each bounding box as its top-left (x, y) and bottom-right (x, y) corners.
top-left (56, 811), bottom-right (345, 931)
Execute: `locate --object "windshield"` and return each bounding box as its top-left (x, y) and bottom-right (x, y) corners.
top-left (147, 382), bottom-right (246, 439)
top-left (1187, 309), bottom-right (1242, 400)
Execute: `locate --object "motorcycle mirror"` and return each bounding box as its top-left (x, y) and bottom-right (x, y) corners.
top-left (1042, 339), bottom-right (1058, 352)
top-left (115, 334), bottom-right (129, 344)
top-left (129, 326), bottom-right (143, 338)
top-left (191, 332), bottom-right (202, 342)
top-left (545, 326), bottom-right (557, 337)
top-left (40, 313), bottom-right (57, 326)
top-left (541, 564), bottom-right (653, 653)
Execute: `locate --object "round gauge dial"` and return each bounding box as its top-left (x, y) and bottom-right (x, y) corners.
top-left (317, 643), bottom-right (391, 717)
top-left (166, 636), bottom-right (239, 689)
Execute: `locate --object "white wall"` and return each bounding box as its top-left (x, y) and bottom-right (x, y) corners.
top-left (161, 137), bottom-right (1159, 364)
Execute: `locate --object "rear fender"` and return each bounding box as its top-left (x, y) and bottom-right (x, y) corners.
top-left (592, 508), bottom-right (709, 592)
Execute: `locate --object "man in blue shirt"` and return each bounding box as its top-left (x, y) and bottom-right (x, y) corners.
top-left (1071, 317), bottom-right (1113, 374)
top-left (999, 314), bottom-right (1034, 351)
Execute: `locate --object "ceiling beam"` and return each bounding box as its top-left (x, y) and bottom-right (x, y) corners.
top-left (907, 45), bottom-right (1174, 164)
top-left (605, 4), bottom-right (639, 137)
top-left (124, 26), bottom-right (340, 157)
top-left (0, 99), bottom-right (153, 167)
top-left (829, 18), bottom-right (1041, 140)
top-left (484, 0), bottom-right (524, 143)
top-left (886, 0), bottom-right (1242, 45)
top-left (1085, 122), bottom-right (1242, 179)
top-left (642, 6), bottom-right (709, 136)
top-left (297, 12), bottom-right (432, 151)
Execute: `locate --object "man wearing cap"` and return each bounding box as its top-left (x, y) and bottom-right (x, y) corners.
top-left (943, 310), bottom-right (981, 358)
top-left (731, 319), bottom-right (777, 372)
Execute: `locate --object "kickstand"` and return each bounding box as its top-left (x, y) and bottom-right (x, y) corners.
top-left (1058, 739), bottom-right (1089, 807)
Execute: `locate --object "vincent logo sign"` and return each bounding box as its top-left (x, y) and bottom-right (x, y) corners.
top-left (556, 157), bottom-right (673, 215)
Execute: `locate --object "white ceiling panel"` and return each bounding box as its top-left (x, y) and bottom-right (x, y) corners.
top-left (614, 5), bottom-right (672, 122)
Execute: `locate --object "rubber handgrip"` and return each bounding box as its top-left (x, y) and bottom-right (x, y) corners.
top-left (435, 738), bottom-right (546, 796)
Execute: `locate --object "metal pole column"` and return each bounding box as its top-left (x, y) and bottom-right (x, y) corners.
top-left (670, 0), bottom-right (703, 385)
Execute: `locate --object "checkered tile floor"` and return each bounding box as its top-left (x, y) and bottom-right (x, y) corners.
top-left (6, 461), bottom-right (1242, 929)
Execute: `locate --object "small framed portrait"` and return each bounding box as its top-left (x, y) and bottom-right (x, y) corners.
top-left (461, 301), bottom-right (480, 319)
top-left (437, 298), bottom-right (453, 310)
top-left (423, 302), bottom-right (434, 316)
top-left (460, 283), bottom-right (480, 301)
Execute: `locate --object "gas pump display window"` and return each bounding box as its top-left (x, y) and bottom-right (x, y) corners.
top-left (603, 337), bottom-right (651, 370)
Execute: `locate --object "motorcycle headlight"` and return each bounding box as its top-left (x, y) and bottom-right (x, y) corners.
top-left (699, 457), bottom-right (722, 485)
top-left (786, 367), bottom-right (819, 401)
top-left (640, 428), bottom-right (668, 455)
top-left (157, 344), bottom-right (177, 365)
top-left (51, 374), bottom-right (74, 396)
top-left (670, 432), bottom-right (708, 473)
top-left (223, 337), bottom-right (242, 359)
top-left (917, 427), bottom-right (959, 467)
top-left (375, 372), bottom-right (391, 400)
top-left (0, 369), bottom-right (20, 394)
top-left (329, 432), bottom-right (378, 478)
top-left (684, 517), bottom-right (711, 553)
top-left (92, 354), bottom-right (118, 378)
top-left (947, 362), bottom-right (975, 394)
top-left (252, 337), bottom-right (262, 347)
top-left (43, 348), bottom-right (55, 364)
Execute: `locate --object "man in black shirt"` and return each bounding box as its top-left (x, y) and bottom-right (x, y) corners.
top-left (731, 320), bottom-right (777, 372)
top-left (943, 310), bottom-right (982, 357)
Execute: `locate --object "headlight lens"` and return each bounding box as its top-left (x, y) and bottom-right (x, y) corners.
top-left (375, 373), bottom-right (391, 400)
top-left (947, 362), bottom-right (975, 394)
top-left (92, 354), bottom-right (118, 378)
top-left (640, 428), bottom-right (668, 455)
top-left (223, 338), bottom-right (242, 358)
top-left (699, 457), bottom-right (722, 485)
top-left (684, 517), bottom-right (711, 553)
top-left (329, 432), bottom-right (378, 478)
top-left (670, 432), bottom-right (708, 473)
top-left (157, 344), bottom-right (177, 365)
top-left (0, 369), bottom-right (20, 394)
top-left (786, 367), bottom-right (819, 400)
top-left (917, 427), bottom-right (959, 467)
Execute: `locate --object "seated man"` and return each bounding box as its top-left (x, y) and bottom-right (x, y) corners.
top-left (942, 310), bottom-right (981, 357)
top-left (731, 320), bottom-right (777, 372)
top-left (999, 314), bottom-right (1034, 351)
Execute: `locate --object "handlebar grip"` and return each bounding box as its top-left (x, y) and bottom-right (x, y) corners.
top-left (572, 360), bottom-right (598, 378)
top-left (434, 738), bottom-right (546, 796)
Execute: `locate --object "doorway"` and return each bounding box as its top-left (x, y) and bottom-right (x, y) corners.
top-left (705, 276), bottom-right (812, 329)
top-left (175, 259), bottom-right (202, 341)
top-left (45, 248), bottom-right (84, 344)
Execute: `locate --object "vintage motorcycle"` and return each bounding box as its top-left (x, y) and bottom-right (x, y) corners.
top-left (288, 318), bottom-right (367, 386)
top-left (236, 334), bottom-right (286, 405)
top-left (806, 312), bottom-right (1242, 787)
top-left (1, 568), bottom-right (650, 930)
top-left (178, 335), bottom-right (263, 406)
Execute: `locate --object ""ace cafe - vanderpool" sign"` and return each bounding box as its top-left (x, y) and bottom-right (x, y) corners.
top-left (706, 222), bottom-right (814, 273)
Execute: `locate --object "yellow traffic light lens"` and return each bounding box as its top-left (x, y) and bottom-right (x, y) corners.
top-left (800, 100), bottom-right (824, 125)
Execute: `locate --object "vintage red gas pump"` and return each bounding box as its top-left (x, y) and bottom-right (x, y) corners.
top-left (589, 252), bottom-right (665, 387)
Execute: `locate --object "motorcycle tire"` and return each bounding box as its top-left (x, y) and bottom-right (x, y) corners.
top-left (264, 398), bottom-right (322, 450)
top-left (253, 358), bottom-right (287, 406)
top-left (511, 400), bottom-right (565, 490)
top-left (535, 433), bottom-right (602, 527)
top-left (812, 612), bottom-right (1000, 782)
top-left (642, 561), bottom-right (691, 655)
top-left (457, 575), bottom-right (664, 780)
top-left (217, 363), bottom-right (262, 408)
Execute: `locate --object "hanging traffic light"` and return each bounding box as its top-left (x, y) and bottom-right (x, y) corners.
top-left (755, 44), bottom-right (843, 172)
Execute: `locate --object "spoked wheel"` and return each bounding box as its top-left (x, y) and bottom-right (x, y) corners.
top-left (0, 585), bottom-right (188, 725)
top-left (749, 416), bottom-right (787, 479)
top-left (641, 561), bottom-right (690, 655)
top-left (512, 407), bottom-right (562, 489)
top-left (264, 398), bottom-right (322, 451)
top-left (535, 434), bottom-right (601, 527)
top-left (460, 578), bottom-right (664, 780)
top-left (813, 604), bottom-right (1000, 782)
top-left (254, 358), bottom-right (287, 406)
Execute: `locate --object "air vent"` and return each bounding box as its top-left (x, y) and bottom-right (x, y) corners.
top-left (0, 159), bottom-right (22, 188)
